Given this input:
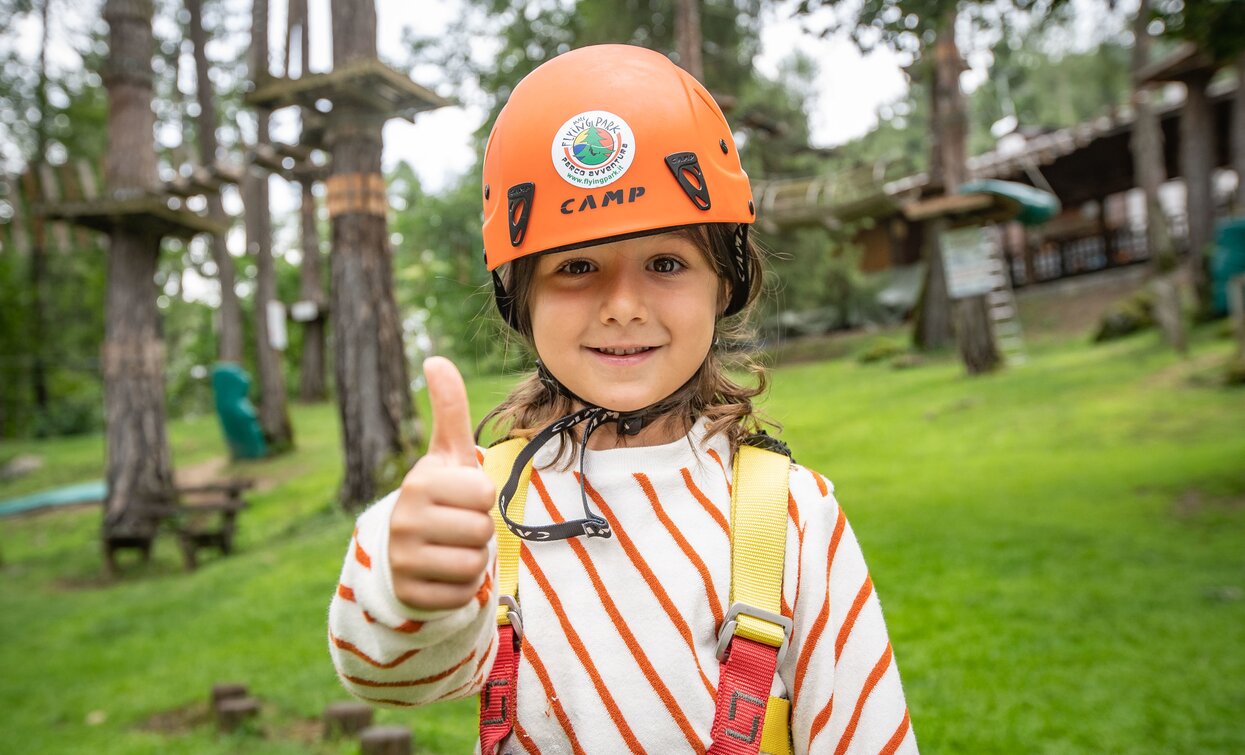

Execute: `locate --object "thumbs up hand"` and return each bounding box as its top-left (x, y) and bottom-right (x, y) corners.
top-left (388, 357), bottom-right (496, 611)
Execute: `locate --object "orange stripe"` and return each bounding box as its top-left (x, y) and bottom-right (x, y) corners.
top-left (793, 508), bottom-right (846, 703)
top-left (809, 695), bottom-right (834, 747)
top-left (521, 546), bottom-right (647, 754)
top-left (362, 611), bottom-right (377, 624)
top-left (475, 571), bottom-right (492, 608)
top-left (579, 474), bottom-right (717, 699)
top-left (474, 447), bottom-right (485, 464)
top-left (393, 619), bottom-right (425, 634)
top-left (833, 643), bottom-right (894, 755)
top-left (531, 471), bottom-right (706, 754)
top-left (353, 528), bottom-right (372, 569)
top-left (330, 631), bottom-right (422, 668)
top-left (788, 492), bottom-right (805, 617)
top-left (337, 583), bottom-right (356, 602)
top-left (787, 491), bottom-right (801, 531)
top-left (343, 648), bottom-right (475, 688)
top-left (522, 626), bottom-right (587, 755)
top-left (357, 694), bottom-right (415, 707)
top-left (880, 708), bottom-right (912, 755)
top-left (835, 575), bottom-right (874, 662)
top-left (681, 468), bottom-right (730, 538)
top-left (634, 472), bottom-right (724, 627)
top-left (811, 470), bottom-right (829, 497)
top-left (706, 448), bottom-right (732, 494)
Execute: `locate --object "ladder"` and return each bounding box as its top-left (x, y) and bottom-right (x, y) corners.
top-left (983, 246), bottom-right (1027, 365)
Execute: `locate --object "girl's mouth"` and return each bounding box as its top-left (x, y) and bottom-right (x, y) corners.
top-left (592, 346), bottom-right (655, 356)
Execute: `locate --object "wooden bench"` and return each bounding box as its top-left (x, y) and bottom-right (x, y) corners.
top-left (102, 480), bottom-right (253, 573)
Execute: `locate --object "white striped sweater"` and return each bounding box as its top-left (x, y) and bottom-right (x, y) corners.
top-left (328, 418), bottom-right (916, 754)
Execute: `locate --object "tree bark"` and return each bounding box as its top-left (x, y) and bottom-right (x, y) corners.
top-left (952, 295), bottom-right (1000, 375)
top-left (675, 0), bottom-right (704, 83)
top-left (247, 0), bottom-right (293, 449)
top-left (912, 12), bottom-right (963, 351)
top-left (1131, 0), bottom-right (1185, 352)
top-left (30, 0), bottom-right (52, 425)
top-left (288, 0), bottom-right (326, 402)
top-left (186, 0), bottom-right (242, 363)
top-left (1180, 68), bottom-right (1216, 314)
top-left (1234, 51), bottom-right (1245, 212)
top-left (329, 0), bottom-right (418, 508)
top-left (298, 180), bottom-right (327, 401)
top-left (101, 0), bottom-right (175, 539)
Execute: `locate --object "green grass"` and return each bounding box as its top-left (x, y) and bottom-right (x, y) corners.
top-left (2, 319), bottom-right (1243, 753)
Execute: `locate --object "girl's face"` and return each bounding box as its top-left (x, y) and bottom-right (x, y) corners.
top-left (529, 232), bottom-right (721, 413)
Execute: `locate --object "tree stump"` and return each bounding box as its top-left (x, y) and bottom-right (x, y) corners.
top-left (210, 682), bottom-right (248, 709)
top-left (323, 700), bottom-right (373, 739)
top-left (216, 696), bottom-right (260, 733)
top-left (359, 725), bottom-right (412, 755)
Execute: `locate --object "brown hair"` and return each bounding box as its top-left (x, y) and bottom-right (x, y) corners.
top-left (475, 224), bottom-right (776, 460)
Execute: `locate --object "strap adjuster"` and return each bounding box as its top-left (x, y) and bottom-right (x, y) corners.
top-left (715, 601), bottom-right (793, 666)
top-left (498, 594), bottom-right (523, 643)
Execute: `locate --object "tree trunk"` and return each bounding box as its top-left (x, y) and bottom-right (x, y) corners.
top-left (952, 295), bottom-right (1000, 375)
top-left (675, 0), bottom-right (703, 83)
top-left (329, 0), bottom-right (418, 508)
top-left (1234, 51), bottom-right (1245, 212)
top-left (186, 0), bottom-right (242, 363)
top-left (288, 0), bottom-right (326, 402)
top-left (298, 180), bottom-right (327, 401)
top-left (912, 13), bottom-right (963, 351)
top-left (1181, 68), bottom-right (1216, 314)
top-left (30, 0), bottom-right (52, 426)
top-left (100, 0), bottom-right (175, 538)
top-left (247, 0), bottom-right (293, 450)
top-left (1130, 0), bottom-right (1185, 352)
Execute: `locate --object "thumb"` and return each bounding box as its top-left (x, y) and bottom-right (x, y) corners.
top-left (423, 356), bottom-right (477, 466)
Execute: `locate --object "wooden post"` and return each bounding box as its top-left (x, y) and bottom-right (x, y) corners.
top-left (322, 701), bottom-right (373, 739)
top-left (359, 725), bottom-right (411, 755)
top-left (215, 696), bottom-right (260, 732)
top-left (210, 682), bottom-right (248, 708)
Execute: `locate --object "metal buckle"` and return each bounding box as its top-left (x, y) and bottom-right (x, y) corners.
top-left (715, 601), bottom-right (793, 666)
top-left (499, 594), bottom-right (523, 643)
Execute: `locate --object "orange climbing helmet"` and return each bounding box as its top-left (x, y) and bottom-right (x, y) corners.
top-left (481, 44), bottom-right (757, 325)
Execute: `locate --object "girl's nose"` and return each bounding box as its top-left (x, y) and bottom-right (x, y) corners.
top-left (598, 268), bottom-right (647, 325)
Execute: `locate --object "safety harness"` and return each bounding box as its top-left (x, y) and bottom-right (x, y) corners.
top-left (478, 437), bottom-right (794, 755)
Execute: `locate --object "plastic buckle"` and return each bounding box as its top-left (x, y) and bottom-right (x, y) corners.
top-left (715, 601), bottom-right (793, 666)
top-left (499, 594), bottom-right (523, 643)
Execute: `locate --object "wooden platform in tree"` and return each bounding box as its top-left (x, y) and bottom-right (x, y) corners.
top-left (244, 59), bottom-right (453, 119)
top-left (35, 193), bottom-right (229, 240)
top-left (1137, 42), bottom-right (1216, 84)
top-left (902, 192), bottom-right (1020, 228)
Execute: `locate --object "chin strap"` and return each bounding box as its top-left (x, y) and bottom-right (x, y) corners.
top-left (494, 361), bottom-right (659, 542)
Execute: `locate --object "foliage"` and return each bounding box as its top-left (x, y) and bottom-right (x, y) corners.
top-left (2, 321), bottom-right (1244, 752)
top-left (1151, 0), bottom-right (1245, 64)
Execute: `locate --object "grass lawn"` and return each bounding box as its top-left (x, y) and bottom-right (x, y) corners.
top-left (2, 308), bottom-right (1243, 753)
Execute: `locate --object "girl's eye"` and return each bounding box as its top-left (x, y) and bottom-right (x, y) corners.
top-left (650, 256), bottom-right (685, 274)
top-left (558, 259), bottom-right (594, 275)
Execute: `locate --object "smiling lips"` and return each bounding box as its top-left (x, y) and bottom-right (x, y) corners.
top-left (592, 346), bottom-right (655, 356)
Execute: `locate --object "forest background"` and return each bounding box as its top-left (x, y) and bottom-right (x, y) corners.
top-left (0, 0), bottom-right (1139, 440)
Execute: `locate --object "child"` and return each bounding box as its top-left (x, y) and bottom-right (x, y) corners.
top-left (329, 44), bottom-right (915, 754)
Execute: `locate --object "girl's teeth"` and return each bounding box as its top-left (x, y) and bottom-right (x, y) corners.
top-left (599, 347), bottom-right (649, 355)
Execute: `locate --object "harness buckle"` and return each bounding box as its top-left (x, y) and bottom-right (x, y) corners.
top-left (499, 594), bottom-right (523, 645)
top-left (715, 601), bottom-right (793, 666)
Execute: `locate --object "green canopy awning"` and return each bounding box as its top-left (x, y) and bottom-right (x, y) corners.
top-left (959, 179), bottom-right (1060, 226)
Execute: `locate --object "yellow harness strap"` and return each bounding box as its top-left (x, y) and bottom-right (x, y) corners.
top-left (729, 445), bottom-right (794, 755)
top-left (484, 438), bottom-right (531, 626)
top-left (481, 440), bottom-right (793, 754)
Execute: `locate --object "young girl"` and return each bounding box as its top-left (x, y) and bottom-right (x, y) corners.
top-left (329, 44), bottom-right (915, 754)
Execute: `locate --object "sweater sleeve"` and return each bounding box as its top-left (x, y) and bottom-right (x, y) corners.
top-left (781, 465), bottom-right (916, 754)
top-left (327, 486), bottom-right (500, 707)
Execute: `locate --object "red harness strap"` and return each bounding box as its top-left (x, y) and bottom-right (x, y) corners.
top-left (479, 624), bottom-right (519, 753)
top-left (708, 636), bottom-right (781, 754)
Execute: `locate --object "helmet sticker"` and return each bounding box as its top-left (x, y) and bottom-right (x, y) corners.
top-left (551, 110), bottom-right (636, 188)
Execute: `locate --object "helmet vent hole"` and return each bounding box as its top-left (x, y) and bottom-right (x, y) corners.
top-left (720, 139), bottom-right (728, 154)
top-left (484, 184), bottom-right (490, 200)
top-left (507, 182), bottom-right (536, 247)
top-left (664, 151), bottom-right (711, 211)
